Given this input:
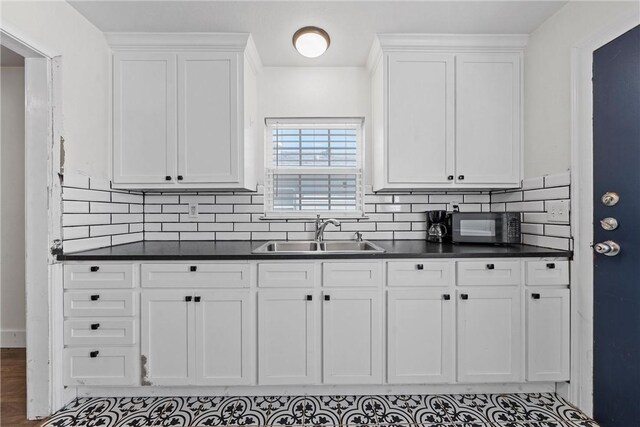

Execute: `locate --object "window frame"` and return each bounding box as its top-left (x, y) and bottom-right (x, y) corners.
top-left (263, 117), bottom-right (366, 219)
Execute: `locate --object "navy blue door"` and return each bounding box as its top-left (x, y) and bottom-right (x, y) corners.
top-left (593, 25), bottom-right (640, 426)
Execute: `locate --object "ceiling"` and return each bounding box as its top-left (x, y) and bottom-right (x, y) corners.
top-left (68, 0), bottom-right (568, 66)
top-left (1, 45), bottom-right (25, 67)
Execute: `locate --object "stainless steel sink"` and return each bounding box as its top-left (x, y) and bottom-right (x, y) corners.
top-left (252, 240), bottom-right (385, 254)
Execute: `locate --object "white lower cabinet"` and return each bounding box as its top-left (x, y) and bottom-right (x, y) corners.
top-left (258, 290), bottom-right (317, 385)
top-left (387, 289), bottom-right (454, 384)
top-left (141, 289), bottom-right (252, 386)
top-left (526, 288), bottom-right (570, 381)
top-left (322, 290), bottom-right (382, 384)
top-left (456, 287), bottom-right (522, 383)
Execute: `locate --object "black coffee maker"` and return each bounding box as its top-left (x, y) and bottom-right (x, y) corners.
top-left (426, 210), bottom-right (452, 243)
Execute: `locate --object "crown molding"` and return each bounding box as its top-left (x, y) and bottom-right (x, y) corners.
top-left (244, 34), bottom-right (263, 74)
top-left (106, 32), bottom-right (252, 51)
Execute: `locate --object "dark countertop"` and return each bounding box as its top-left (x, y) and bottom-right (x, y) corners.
top-left (58, 240), bottom-right (572, 261)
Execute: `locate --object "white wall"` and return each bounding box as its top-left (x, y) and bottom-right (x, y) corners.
top-left (258, 66), bottom-right (373, 183)
top-left (1, 0), bottom-right (111, 179)
top-left (524, 0), bottom-right (639, 178)
top-left (1, 66), bottom-right (26, 347)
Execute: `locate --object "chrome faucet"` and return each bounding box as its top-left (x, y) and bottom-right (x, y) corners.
top-left (314, 215), bottom-right (341, 242)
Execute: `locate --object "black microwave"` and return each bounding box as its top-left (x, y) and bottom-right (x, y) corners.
top-left (451, 212), bottom-right (521, 244)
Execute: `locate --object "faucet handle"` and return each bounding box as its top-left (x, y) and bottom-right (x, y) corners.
top-left (355, 231), bottom-right (363, 242)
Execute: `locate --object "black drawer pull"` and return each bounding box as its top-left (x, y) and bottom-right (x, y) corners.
top-left (486, 264), bottom-right (495, 270)
top-left (443, 294), bottom-right (451, 301)
top-left (165, 176), bottom-right (172, 181)
top-left (90, 294), bottom-right (100, 301)
top-left (306, 295), bottom-right (313, 301)
top-left (416, 264), bottom-right (424, 270)
top-left (190, 266), bottom-right (197, 272)
top-left (532, 293), bottom-right (541, 300)
top-left (546, 263), bottom-right (556, 269)
top-left (90, 323), bottom-right (100, 330)
top-left (458, 175), bottom-right (465, 180)
top-left (194, 296), bottom-right (201, 303)
top-left (89, 351), bottom-right (99, 358)
top-left (90, 266), bottom-right (99, 272)
top-left (177, 175), bottom-right (184, 181)
top-left (460, 294), bottom-right (469, 300)
top-left (447, 175), bottom-right (454, 180)
top-left (324, 295), bottom-right (331, 301)
top-left (185, 296), bottom-right (192, 302)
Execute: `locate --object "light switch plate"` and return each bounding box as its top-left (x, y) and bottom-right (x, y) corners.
top-left (188, 203), bottom-right (198, 218)
top-left (546, 200), bottom-right (569, 223)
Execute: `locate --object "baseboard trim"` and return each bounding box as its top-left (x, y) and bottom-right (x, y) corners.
top-left (1, 329), bottom-right (26, 347)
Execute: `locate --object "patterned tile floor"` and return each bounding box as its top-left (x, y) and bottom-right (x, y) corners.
top-left (40, 393), bottom-right (599, 427)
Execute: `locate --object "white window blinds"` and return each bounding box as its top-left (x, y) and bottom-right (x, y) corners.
top-left (264, 118), bottom-right (365, 218)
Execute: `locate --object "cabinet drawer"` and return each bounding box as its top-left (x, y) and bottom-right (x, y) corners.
top-left (64, 319), bottom-right (136, 346)
top-left (141, 263), bottom-right (250, 288)
top-left (64, 346), bottom-right (138, 386)
top-left (323, 262), bottom-right (381, 287)
top-left (258, 263), bottom-right (316, 287)
top-left (64, 264), bottom-right (135, 289)
top-left (64, 291), bottom-right (136, 317)
top-left (457, 260), bottom-right (521, 286)
top-left (387, 261), bottom-right (454, 287)
top-left (526, 260), bottom-right (569, 286)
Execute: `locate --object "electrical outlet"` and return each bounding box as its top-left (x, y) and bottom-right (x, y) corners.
top-left (188, 202), bottom-right (198, 218)
top-left (546, 200), bottom-right (569, 223)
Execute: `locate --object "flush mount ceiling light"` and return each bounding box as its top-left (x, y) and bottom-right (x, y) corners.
top-left (292, 26), bottom-right (330, 58)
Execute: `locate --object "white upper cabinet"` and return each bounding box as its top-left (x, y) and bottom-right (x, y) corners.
top-left (113, 52), bottom-right (176, 184)
top-left (177, 52), bottom-right (239, 184)
top-left (370, 35), bottom-right (526, 191)
top-left (109, 33), bottom-right (261, 190)
top-left (385, 53), bottom-right (455, 187)
top-left (455, 53), bottom-right (521, 185)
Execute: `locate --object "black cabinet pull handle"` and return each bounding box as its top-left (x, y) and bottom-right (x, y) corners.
top-left (90, 351), bottom-right (99, 358)
top-left (177, 175), bottom-right (184, 181)
top-left (546, 263), bottom-right (556, 269)
top-left (185, 296), bottom-right (192, 302)
top-left (443, 294), bottom-right (451, 301)
top-left (90, 294), bottom-right (100, 301)
top-left (306, 295), bottom-right (313, 301)
top-left (460, 294), bottom-right (469, 300)
top-left (532, 293), bottom-right (541, 300)
top-left (90, 323), bottom-right (100, 330)
top-left (90, 266), bottom-right (99, 272)
top-left (165, 176), bottom-right (172, 181)
top-left (447, 175), bottom-right (454, 180)
top-left (458, 175), bottom-right (465, 180)
top-left (416, 264), bottom-right (424, 270)
top-left (190, 266), bottom-right (197, 272)
top-left (324, 295), bottom-right (331, 301)
top-left (486, 264), bottom-right (495, 270)
top-left (194, 296), bottom-right (201, 303)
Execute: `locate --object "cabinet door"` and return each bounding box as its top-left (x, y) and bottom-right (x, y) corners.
top-left (195, 291), bottom-right (253, 385)
top-left (258, 290), bottom-right (317, 385)
top-left (457, 287), bottom-right (522, 383)
top-left (387, 290), bottom-right (454, 384)
top-left (177, 52), bottom-right (239, 184)
top-left (141, 290), bottom-right (194, 385)
top-left (113, 52), bottom-right (176, 184)
top-left (526, 288), bottom-right (570, 381)
top-left (386, 53), bottom-right (455, 187)
top-left (455, 53), bottom-right (521, 185)
top-left (323, 290), bottom-right (382, 384)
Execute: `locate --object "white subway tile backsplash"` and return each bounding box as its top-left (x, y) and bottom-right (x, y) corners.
top-left (269, 222), bottom-right (305, 232)
top-left (198, 204), bottom-right (233, 213)
top-left (505, 201), bottom-right (545, 212)
top-left (429, 194), bottom-right (464, 204)
top-left (90, 202), bottom-right (130, 213)
top-left (216, 213), bottom-right (251, 222)
top-left (63, 201), bottom-right (89, 213)
top-left (89, 178), bottom-right (112, 192)
top-left (90, 224), bottom-right (129, 237)
top-left (544, 171), bottom-right (571, 188)
top-left (112, 233), bottom-right (144, 246)
top-left (545, 224), bottom-right (571, 238)
top-left (145, 195), bottom-right (179, 204)
top-left (145, 232), bottom-right (179, 241)
top-left (393, 213), bottom-right (425, 222)
top-left (145, 213), bottom-right (180, 223)
top-left (377, 222), bottom-right (411, 231)
top-left (179, 213), bottom-right (216, 223)
top-left (63, 188), bottom-right (111, 203)
top-left (377, 204), bottom-right (411, 213)
top-left (234, 223), bottom-right (270, 232)
top-left (523, 186), bottom-right (570, 201)
top-left (163, 223), bottom-right (198, 232)
top-left (180, 232), bottom-right (216, 241)
top-left (522, 176), bottom-right (544, 190)
top-left (491, 191), bottom-right (523, 203)
top-left (198, 223), bottom-right (234, 232)
top-left (521, 223), bottom-right (544, 235)
top-left (63, 174), bottom-right (90, 189)
top-left (63, 213), bottom-right (111, 227)
top-left (393, 195), bottom-right (430, 204)
top-left (341, 222), bottom-right (376, 231)
top-left (162, 204), bottom-right (189, 213)
top-left (180, 195), bottom-right (215, 204)
top-left (63, 226), bottom-right (89, 240)
top-left (64, 236), bottom-right (111, 253)
top-left (112, 192), bottom-right (143, 204)
top-left (216, 195), bottom-right (252, 204)
top-left (112, 213), bottom-right (144, 224)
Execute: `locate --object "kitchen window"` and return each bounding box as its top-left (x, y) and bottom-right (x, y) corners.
top-left (264, 118), bottom-right (365, 219)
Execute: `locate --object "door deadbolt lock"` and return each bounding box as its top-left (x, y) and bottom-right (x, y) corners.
top-left (600, 217), bottom-right (619, 231)
top-left (601, 192), bottom-right (620, 206)
top-left (594, 240), bottom-right (621, 256)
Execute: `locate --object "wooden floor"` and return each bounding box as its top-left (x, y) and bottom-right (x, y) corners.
top-left (1, 348), bottom-right (46, 427)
